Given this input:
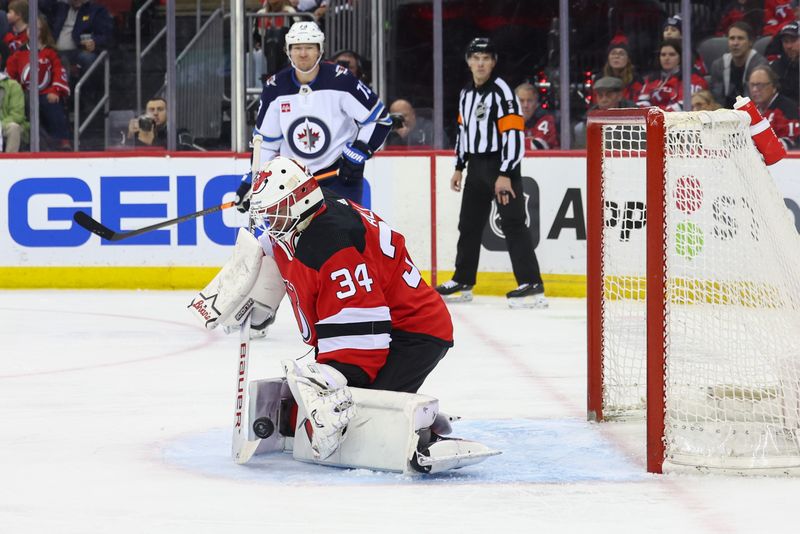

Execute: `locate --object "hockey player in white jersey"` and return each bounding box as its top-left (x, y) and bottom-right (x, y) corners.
top-left (235, 21), bottom-right (392, 207)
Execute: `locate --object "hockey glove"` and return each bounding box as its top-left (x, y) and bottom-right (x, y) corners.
top-left (234, 174), bottom-right (252, 213)
top-left (338, 141), bottom-right (373, 184)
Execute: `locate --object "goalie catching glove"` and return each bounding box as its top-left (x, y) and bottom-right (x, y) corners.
top-left (337, 141), bottom-right (372, 184)
top-left (283, 359), bottom-right (356, 460)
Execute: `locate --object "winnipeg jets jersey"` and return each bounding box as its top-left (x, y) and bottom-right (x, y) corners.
top-left (259, 197), bottom-right (454, 382)
top-left (253, 63), bottom-right (392, 173)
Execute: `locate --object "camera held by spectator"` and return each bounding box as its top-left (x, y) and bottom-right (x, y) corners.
top-left (127, 97), bottom-right (168, 148)
top-left (389, 112), bottom-right (405, 130)
top-left (138, 114), bottom-right (155, 133)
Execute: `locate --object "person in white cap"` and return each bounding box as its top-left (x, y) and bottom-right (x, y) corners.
top-left (236, 21), bottom-right (392, 207)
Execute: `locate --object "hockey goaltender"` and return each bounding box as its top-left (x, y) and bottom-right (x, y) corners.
top-left (188, 156), bottom-right (499, 474)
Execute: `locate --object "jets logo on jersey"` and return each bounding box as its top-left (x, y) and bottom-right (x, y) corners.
top-left (281, 102), bottom-right (291, 113)
top-left (266, 75), bottom-right (277, 87)
top-left (288, 116), bottom-right (331, 159)
top-left (335, 65), bottom-right (349, 77)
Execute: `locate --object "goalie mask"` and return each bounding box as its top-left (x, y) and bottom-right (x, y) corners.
top-left (285, 21), bottom-right (325, 74)
top-left (249, 156), bottom-right (324, 241)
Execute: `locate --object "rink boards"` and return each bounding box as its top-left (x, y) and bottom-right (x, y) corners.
top-left (2, 151), bottom-right (800, 295)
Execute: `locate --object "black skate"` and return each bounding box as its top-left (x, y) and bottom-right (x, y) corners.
top-left (435, 280), bottom-right (474, 303)
top-left (506, 283), bottom-right (548, 309)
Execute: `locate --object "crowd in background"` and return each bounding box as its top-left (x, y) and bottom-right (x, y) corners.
top-left (1, 0), bottom-right (799, 153)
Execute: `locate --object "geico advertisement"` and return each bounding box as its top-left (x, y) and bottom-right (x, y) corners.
top-left (3, 154), bottom-right (800, 273)
top-left (1, 157), bottom-right (250, 266)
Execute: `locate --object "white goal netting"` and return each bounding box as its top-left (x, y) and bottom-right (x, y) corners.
top-left (599, 110), bottom-right (800, 471)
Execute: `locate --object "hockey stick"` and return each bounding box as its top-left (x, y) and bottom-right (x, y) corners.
top-left (74, 135), bottom-right (266, 242)
top-left (232, 312), bottom-right (261, 464)
top-left (73, 202), bottom-right (236, 242)
top-left (74, 140), bottom-right (333, 242)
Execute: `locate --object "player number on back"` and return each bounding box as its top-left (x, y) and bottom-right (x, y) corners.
top-left (331, 263), bottom-right (374, 299)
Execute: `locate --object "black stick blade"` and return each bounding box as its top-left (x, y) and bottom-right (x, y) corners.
top-left (73, 211), bottom-right (117, 241)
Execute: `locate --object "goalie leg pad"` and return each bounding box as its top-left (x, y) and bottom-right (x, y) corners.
top-left (291, 388), bottom-right (500, 474)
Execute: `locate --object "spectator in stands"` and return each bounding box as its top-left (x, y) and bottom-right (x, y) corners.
top-left (6, 14), bottom-right (70, 150)
top-left (599, 35), bottom-right (643, 102)
top-left (0, 41), bottom-right (27, 152)
top-left (748, 65), bottom-right (800, 149)
top-left (763, 0), bottom-right (797, 36)
top-left (294, 0), bottom-right (327, 22)
top-left (331, 49), bottom-right (366, 83)
top-left (637, 39), bottom-right (708, 112)
top-left (384, 98), bottom-right (442, 147)
top-left (716, 0), bottom-right (764, 37)
top-left (691, 89), bottom-right (722, 111)
top-left (4, 0), bottom-right (28, 53)
top-left (51, 0), bottom-right (113, 80)
top-left (573, 76), bottom-right (634, 148)
top-left (514, 82), bottom-right (558, 149)
top-left (770, 21), bottom-right (799, 103)
top-left (126, 97), bottom-right (167, 148)
top-left (662, 14), bottom-right (708, 77)
top-left (0, 2), bottom-right (9, 38)
top-left (710, 21), bottom-right (768, 108)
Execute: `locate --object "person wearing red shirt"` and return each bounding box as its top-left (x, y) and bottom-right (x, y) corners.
top-left (598, 36), bottom-right (643, 102)
top-left (763, 0), bottom-right (798, 36)
top-left (748, 64), bottom-right (800, 149)
top-left (5, 14), bottom-right (70, 149)
top-left (3, 0), bottom-right (29, 53)
top-left (515, 82), bottom-right (559, 150)
top-left (249, 156), bottom-right (453, 393)
top-left (662, 14), bottom-right (708, 77)
top-left (637, 39), bottom-right (708, 112)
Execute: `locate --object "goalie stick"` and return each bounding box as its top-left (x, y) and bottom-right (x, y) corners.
top-left (232, 312), bottom-right (261, 464)
top-left (232, 134), bottom-right (264, 464)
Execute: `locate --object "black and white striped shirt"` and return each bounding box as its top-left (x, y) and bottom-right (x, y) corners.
top-left (454, 75), bottom-right (525, 174)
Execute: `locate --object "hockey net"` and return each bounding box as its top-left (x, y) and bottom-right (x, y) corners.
top-left (587, 108), bottom-right (800, 474)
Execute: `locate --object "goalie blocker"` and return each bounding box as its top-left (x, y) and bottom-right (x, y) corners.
top-left (187, 228), bottom-right (286, 337)
top-left (241, 360), bottom-right (499, 474)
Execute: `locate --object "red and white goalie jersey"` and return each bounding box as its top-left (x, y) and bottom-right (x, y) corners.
top-left (261, 197), bottom-right (454, 381)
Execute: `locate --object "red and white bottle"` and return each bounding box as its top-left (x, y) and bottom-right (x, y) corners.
top-left (734, 95), bottom-right (787, 166)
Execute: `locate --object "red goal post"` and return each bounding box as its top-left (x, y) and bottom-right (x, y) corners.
top-left (586, 107), bottom-right (800, 475)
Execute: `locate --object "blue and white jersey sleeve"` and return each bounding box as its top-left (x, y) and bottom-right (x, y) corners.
top-left (253, 76), bottom-right (284, 168)
top-left (336, 70), bottom-right (392, 153)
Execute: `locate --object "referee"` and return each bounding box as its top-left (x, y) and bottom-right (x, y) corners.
top-left (436, 37), bottom-right (547, 309)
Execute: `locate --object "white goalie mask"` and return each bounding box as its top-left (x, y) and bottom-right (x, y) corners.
top-left (249, 157), bottom-right (324, 241)
top-left (285, 21), bottom-right (325, 74)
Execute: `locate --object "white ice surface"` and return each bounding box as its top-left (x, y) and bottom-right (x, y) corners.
top-left (1, 291), bottom-right (798, 533)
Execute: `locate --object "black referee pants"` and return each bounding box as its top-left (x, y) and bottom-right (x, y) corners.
top-left (452, 154), bottom-right (543, 287)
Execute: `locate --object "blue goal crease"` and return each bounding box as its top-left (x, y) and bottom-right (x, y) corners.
top-left (161, 418), bottom-right (646, 486)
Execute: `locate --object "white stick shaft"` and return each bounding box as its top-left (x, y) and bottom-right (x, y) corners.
top-left (251, 134), bottom-right (263, 175)
top-left (232, 313), bottom-right (254, 463)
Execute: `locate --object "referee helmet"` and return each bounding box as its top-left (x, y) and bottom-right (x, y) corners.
top-left (465, 37), bottom-right (497, 60)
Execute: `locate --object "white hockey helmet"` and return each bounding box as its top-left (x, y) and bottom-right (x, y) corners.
top-left (285, 21), bottom-right (325, 55)
top-left (249, 156), bottom-right (324, 241)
